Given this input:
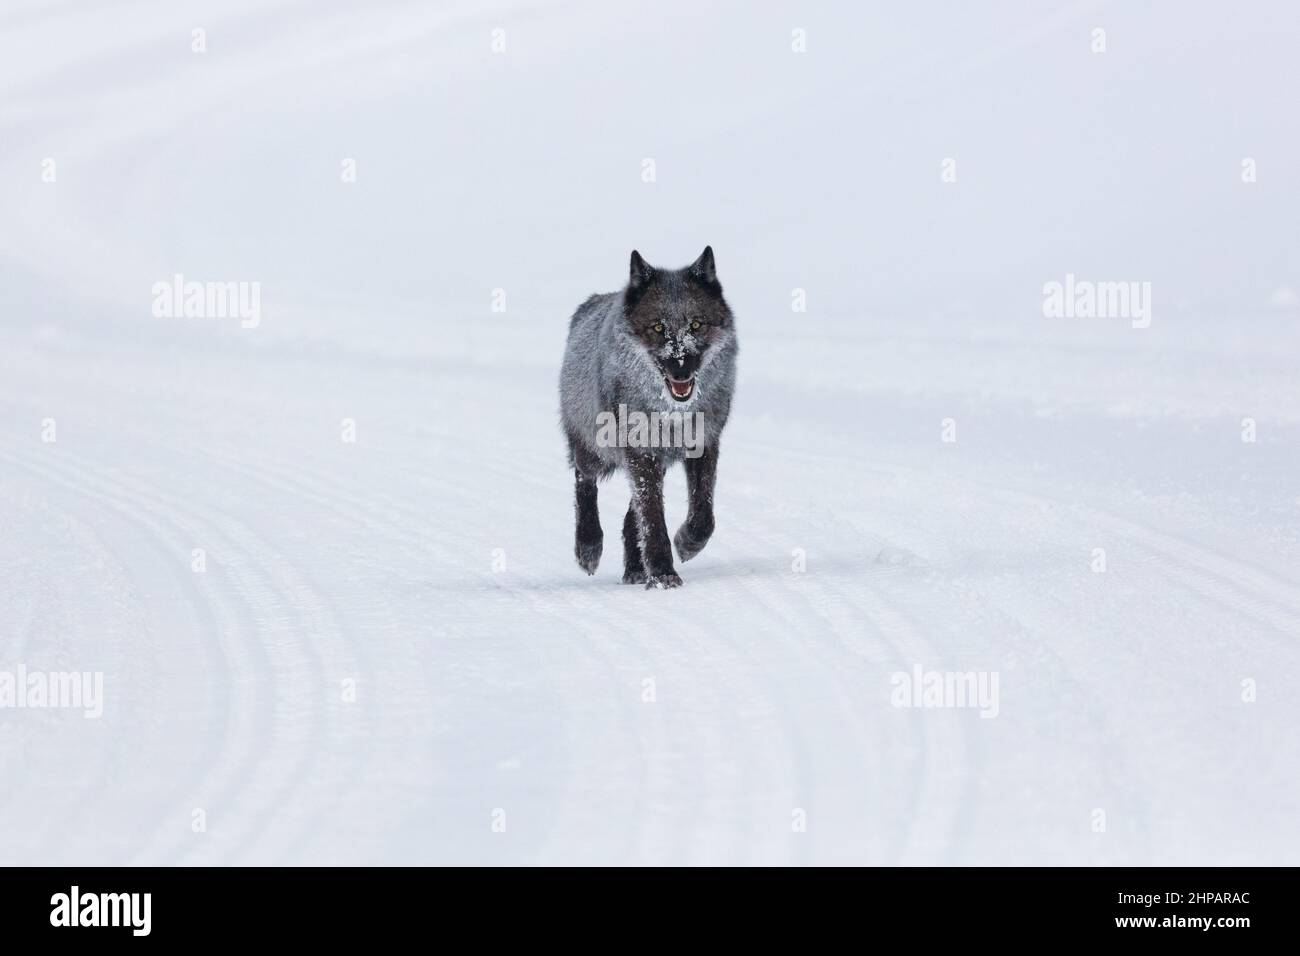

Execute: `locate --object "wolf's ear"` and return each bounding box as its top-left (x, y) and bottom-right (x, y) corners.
top-left (688, 245), bottom-right (717, 285)
top-left (628, 250), bottom-right (655, 292)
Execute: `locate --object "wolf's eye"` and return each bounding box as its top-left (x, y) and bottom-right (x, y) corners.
top-left (653, 323), bottom-right (663, 333)
top-left (691, 320), bottom-right (701, 331)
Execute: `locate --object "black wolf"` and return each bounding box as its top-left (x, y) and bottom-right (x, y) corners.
top-left (559, 247), bottom-right (739, 588)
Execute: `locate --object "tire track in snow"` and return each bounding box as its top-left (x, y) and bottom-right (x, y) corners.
top-left (749, 441), bottom-right (1299, 860)
top-left (212, 434), bottom-right (811, 864)
top-left (468, 423), bottom-right (948, 863)
top-left (0, 440), bottom-right (365, 864)
top-left (0, 471), bottom-right (160, 862)
top-left (414, 435), bottom-right (812, 864)
top-left (724, 441), bottom-right (1157, 863)
top-left (707, 437), bottom-right (975, 864)
top-left (123, 479), bottom-right (346, 865)
top-left (194, 439), bottom-right (672, 862)
top-left (0, 442), bottom-right (249, 864)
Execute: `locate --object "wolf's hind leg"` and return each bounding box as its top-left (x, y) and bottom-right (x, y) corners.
top-left (621, 502), bottom-right (647, 584)
top-left (675, 443), bottom-right (718, 562)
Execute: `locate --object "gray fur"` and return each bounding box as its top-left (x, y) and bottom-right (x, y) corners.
top-left (559, 247), bottom-right (738, 588)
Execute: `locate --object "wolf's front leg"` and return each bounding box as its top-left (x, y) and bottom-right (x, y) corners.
top-left (573, 468), bottom-right (603, 574)
top-left (675, 442), bottom-right (718, 562)
top-left (621, 503), bottom-right (647, 585)
top-left (627, 452), bottom-right (681, 589)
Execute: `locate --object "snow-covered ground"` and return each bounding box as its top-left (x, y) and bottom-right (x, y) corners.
top-left (1, 0), bottom-right (1297, 865)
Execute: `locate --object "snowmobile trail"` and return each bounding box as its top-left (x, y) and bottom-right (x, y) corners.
top-left (0, 441), bottom-right (254, 865)
top-left (4, 334), bottom-right (1298, 864)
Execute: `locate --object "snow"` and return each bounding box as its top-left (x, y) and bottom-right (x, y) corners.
top-left (1, 0), bottom-right (1298, 865)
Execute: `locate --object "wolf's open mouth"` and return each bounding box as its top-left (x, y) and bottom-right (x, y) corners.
top-left (666, 376), bottom-right (695, 401)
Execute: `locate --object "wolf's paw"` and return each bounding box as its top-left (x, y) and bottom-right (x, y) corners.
top-left (622, 568), bottom-right (648, 585)
top-left (644, 571), bottom-right (683, 590)
top-left (575, 535), bottom-right (603, 575)
top-left (673, 516), bottom-right (714, 563)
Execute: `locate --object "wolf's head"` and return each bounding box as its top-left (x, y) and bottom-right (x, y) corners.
top-left (622, 246), bottom-right (734, 403)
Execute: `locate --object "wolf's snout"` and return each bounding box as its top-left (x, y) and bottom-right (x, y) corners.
top-left (663, 353), bottom-right (699, 401)
top-left (665, 352), bottom-right (700, 380)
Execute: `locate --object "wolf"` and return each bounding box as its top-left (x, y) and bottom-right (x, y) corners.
top-left (559, 247), bottom-right (738, 589)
